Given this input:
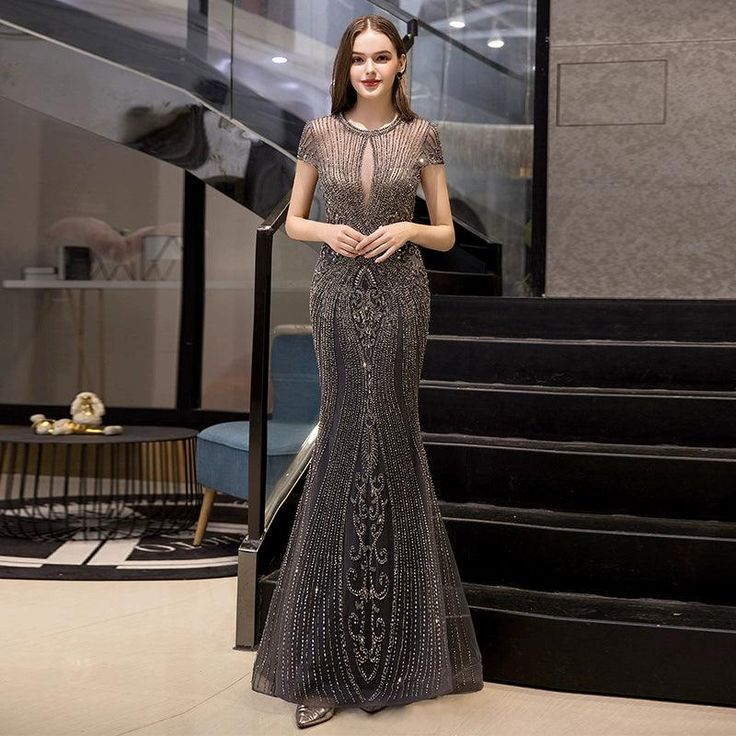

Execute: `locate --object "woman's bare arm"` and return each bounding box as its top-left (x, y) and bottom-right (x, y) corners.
top-left (285, 160), bottom-right (330, 242)
top-left (410, 163), bottom-right (455, 252)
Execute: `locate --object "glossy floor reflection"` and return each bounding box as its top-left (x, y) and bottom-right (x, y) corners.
top-left (0, 576), bottom-right (734, 735)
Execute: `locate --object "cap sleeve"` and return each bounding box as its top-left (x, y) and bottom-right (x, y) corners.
top-left (296, 120), bottom-right (319, 169)
top-left (419, 120), bottom-right (444, 168)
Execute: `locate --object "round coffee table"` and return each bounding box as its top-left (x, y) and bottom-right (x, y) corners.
top-left (0, 425), bottom-right (201, 540)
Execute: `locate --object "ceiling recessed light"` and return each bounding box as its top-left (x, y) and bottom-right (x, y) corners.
top-left (487, 38), bottom-right (504, 49)
top-left (449, 19), bottom-right (466, 29)
top-left (272, 56), bottom-right (288, 64)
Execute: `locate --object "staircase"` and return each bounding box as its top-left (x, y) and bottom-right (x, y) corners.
top-left (257, 295), bottom-right (736, 706)
top-left (414, 196), bottom-right (504, 296)
top-left (421, 295), bottom-right (736, 707)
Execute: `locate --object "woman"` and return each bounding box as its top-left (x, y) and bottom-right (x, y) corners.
top-left (250, 14), bottom-right (484, 728)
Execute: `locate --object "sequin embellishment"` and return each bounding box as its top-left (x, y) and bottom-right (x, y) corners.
top-left (251, 112), bottom-right (484, 710)
top-left (347, 266), bottom-right (390, 682)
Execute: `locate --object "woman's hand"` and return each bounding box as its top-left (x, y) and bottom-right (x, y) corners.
top-left (355, 222), bottom-right (416, 263)
top-left (323, 223), bottom-right (365, 258)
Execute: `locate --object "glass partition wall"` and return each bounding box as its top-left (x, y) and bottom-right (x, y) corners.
top-left (0, 0), bottom-right (541, 428)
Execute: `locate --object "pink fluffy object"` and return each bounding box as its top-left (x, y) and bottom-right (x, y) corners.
top-left (46, 217), bottom-right (182, 264)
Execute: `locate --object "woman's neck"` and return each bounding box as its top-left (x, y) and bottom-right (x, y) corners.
top-left (344, 104), bottom-right (398, 129)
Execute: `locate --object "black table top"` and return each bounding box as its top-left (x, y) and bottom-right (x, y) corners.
top-left (0, 425), bottom-right (198, 444)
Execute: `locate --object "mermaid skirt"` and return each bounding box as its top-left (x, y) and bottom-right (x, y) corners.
top-left (250, 244), bottom-right (484, 708)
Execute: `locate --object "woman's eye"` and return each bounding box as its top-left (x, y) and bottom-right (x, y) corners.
top-left (352, 55), bottom-right (391, 63)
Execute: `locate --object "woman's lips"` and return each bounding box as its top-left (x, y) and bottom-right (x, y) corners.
top-left (362, 80), bottom-right (381, 87)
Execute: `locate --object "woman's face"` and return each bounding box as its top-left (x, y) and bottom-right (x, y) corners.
top-left (349, 29), bottom-right (405, 104)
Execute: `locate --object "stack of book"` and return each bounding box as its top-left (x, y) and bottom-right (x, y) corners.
top-left (22, 266), bottom-right (58, 281)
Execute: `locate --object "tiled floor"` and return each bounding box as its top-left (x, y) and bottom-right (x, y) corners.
top-left (1, 576), bottom-right (734, 735)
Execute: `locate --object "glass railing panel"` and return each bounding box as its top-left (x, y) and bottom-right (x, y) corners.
top-left (201, 185), bottom-right (257, 414)
top-left (389, 1), bottom-right (536, 79)
top-left (229, 1), bottom-right (407, 152)
top-left (201, 127), bottom-right (327, 415)
top-left (0, 0), bottom-right (235, 115)
top-left (56, 0), bottom-right (192, 43)
top-left (264, 233), bottom-right (320, 499)
top-left (409, 19), bottom-right (535, 295)
top-left (200, 180), bottom-right (322, 498)
top-left (229, 2), bottom-right (536, 294)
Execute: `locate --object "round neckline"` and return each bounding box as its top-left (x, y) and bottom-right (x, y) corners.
top-left (337, 110), bottom-right (401, 135)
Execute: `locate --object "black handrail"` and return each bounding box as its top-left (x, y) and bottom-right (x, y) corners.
top-left (247, 190), bottom-right (291, 540)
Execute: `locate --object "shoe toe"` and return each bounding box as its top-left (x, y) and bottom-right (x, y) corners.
top-left (295, 704), bottom-right (335, 728)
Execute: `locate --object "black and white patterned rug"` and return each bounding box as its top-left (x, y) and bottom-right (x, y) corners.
top-left (0, 499), bottom-right (247, 581)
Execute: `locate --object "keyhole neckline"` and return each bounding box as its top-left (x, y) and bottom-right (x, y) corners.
top-left (337, 110), bottom-right (402, 135)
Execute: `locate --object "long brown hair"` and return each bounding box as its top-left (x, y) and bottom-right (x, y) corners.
top-left (330, 15), bottom-right (417, 123)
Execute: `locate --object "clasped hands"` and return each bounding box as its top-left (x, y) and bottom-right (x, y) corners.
top-left (327, 221), bottom-right (415, 263)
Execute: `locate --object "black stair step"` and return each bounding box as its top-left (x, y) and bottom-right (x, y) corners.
top-left (419, 380), bottom-right (736, 447)
top-left (423, 432), bottom-right (736, 521)
top-left (441, 500), bottom-right (736, 539)
top-left (414, 197), bottom-right (502, 275)
top-left (467, 583), bottom-right (736, 630)
top-left (421, 244), bottom-right (495, 274)
top-left (427, 271), bottom-right (501, 296)
top-left (424, 335), bottom-right (736, 390)
top-left (466, 584), bottom-right (736, 706)
top-left (429, 295), bottom-right (736, 342)
top-left (439, 501), bottom-right (736, 605)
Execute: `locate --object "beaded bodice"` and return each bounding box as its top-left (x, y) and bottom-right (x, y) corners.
top-left (296, 111), bottom-right (444, 269)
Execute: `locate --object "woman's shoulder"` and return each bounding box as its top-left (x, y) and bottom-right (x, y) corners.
top-left (402, 115), bottom-right (440, 139)
top-left (411, 115), bottom-right (440, 129)
top-left (305, 114), bottom-right (336, 128)
top-left (300, 115), bottom-right (339, 142)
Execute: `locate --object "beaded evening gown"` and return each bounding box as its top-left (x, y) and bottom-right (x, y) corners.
top-left (250, 111), bottom-right (484, 709)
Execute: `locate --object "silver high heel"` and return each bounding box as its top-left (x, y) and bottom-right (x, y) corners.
top-left (295, 703), bottom-right (336, 728)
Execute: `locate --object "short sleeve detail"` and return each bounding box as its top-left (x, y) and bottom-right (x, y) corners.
top-left (419, 120), bottom-right (444, 168)
top-left (296, 120), bottom-right (319, 169)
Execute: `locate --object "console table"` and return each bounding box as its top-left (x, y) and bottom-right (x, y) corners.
top-left (0, 425), bottom-right (201, 540)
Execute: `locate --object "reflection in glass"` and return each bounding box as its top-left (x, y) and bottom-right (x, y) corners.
top-left (0, 97), bottom-right (183, 408)
top-left (264, 235), bottom-right (320, 497)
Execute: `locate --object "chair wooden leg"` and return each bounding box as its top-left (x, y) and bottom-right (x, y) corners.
top-left (194, 487), bottom-right (217, 545)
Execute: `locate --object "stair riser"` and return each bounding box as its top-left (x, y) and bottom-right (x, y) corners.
top-left (424, 339), bottom-right (736, 390)
top-left (421, 245), bottom-right (498, 274)
top-left (427, 271), bottom-right (501, 296)
top-left (420, 386), bottom-right (736, 447)
top-left (445, 519), bottom-right (736, 605)
top-left (426, 442), bottom-right (736, 521)
top-left (429, 296), bottom-right (736, 341)
top-left (471, 606), bottom-right (736, 707)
